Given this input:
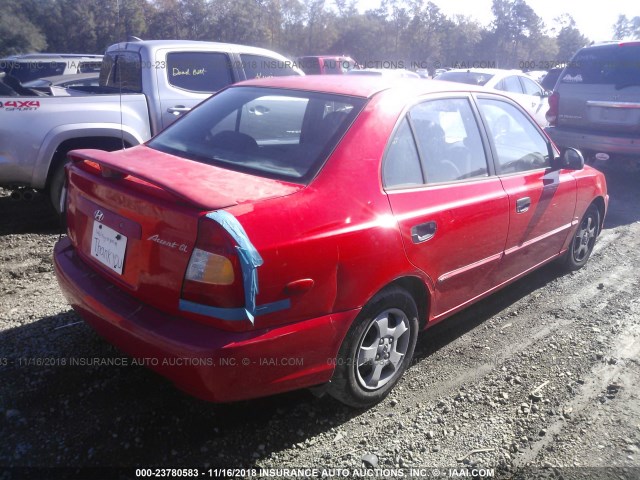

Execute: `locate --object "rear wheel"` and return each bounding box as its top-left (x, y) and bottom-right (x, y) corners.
top-left (563, 204), bottom-right (600, 271)
top-left (328, 286), bottom-right (419, 408)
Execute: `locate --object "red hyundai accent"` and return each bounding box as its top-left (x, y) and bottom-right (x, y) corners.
top-left (54, 76), bottom-right (608, 407)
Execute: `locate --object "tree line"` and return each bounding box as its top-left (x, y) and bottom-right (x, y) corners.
top-left (2, 0), bottom-right (635, 70)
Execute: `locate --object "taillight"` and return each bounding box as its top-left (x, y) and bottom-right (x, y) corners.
top-left (546, 91), bottom-right (559, 126)
top-left (181, 217), bottom-right (245, 309)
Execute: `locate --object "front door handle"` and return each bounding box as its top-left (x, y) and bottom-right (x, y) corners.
top-left (411, 221), bottom-right (437, 243)
top-left (516, 197), bottom-right (531, 213)
top-left (167, 105), bottom-right (192, 115)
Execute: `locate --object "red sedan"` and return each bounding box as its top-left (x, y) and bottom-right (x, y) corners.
top-left (54, 76), bottom-right (608, 407)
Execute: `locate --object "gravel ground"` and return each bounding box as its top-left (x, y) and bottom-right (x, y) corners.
top-left (1, 162), bottom-right (639, 480)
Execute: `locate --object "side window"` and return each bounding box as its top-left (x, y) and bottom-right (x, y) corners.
top-left (498, 76), bottom-right (523, 94)
top-left (478, 98), bottom-right (551, 174)
top-left (166, 52), bottom-right (233, 93)
top-left (410, 98), bottom-right (489, 183)
top-left (240, 54), bottom-right (298, 78)
top-left (521, 77), bottom-right (542, 96)
top-left (383, 118), bottom-right (424, 188)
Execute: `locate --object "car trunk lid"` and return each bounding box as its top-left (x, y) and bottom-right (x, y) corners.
top-left (557, 43), bottom-right (640, 134)
top-left (557, 84), bottom-right (640, 133)
top-left (65, 146), bottom-right (302, 315)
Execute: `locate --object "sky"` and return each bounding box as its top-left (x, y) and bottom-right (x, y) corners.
top-left (357, 0), bottom-right (640, 42)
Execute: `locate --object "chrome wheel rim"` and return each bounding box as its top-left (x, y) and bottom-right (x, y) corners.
top-left (355, 308), bottom-right (410, 390)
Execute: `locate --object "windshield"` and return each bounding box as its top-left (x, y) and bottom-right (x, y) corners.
top-left (562, 44), bottom-right (640, 86)
top-left (148, 86), bottom-right (367, 183)
top-left (437, 71), bottom-right (494, 86)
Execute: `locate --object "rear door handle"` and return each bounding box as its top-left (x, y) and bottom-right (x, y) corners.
top-left (516, 197), bottom-right (531, 213)
top-left (167, 105), bottom-right (192, 115)
top-left (411, 221), bottom-right (437, 243)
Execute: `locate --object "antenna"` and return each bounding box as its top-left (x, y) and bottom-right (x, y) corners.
top-left (117, 55), bottom-right (125, 150)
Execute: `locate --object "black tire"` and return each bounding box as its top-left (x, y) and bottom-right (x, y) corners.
top-left (48, 161), bottom-right (67, 216)
top-left (563, 204), bottom-right (600, 271)
top-left (328, 286), bottom-right (419, 408)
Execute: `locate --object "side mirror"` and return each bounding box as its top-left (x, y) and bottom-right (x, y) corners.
top-left (558, 147), bottom-right (585, 170)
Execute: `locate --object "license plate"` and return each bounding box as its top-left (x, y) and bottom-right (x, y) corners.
top-left (90, 221), bottom-right (127, 275)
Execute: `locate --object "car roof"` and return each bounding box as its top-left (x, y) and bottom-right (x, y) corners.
top-left (106, 39), bottom-right (294, 60)
top-left (236, 75), bottom-right (494, 99)
top-left (445, 68), bottom-right (522, 76)
top-left (1, 53), bottom-right (102, 61)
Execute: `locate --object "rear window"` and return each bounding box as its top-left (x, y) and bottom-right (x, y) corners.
top-left (99, 52), bottom-right (142, 92)
top-left (79, 61), bottom-right (102, 73)
top-left (148, 87), bottom-right (366, 183)
top-left (562, 44), bottom-right (640, 86)
top-left (0, 61), bottom-right (66, 83)
top-left (437, 71), bottom-right (494, 86)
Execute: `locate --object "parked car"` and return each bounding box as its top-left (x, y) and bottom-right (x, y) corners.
top-left (0, 39), bottom-right (302, 214)
top-left (545, 41), bottom-right (640, 165)
top-left (23, 73), bottom-right (100, 92)
top-left (0, 53), bottom-right (102, 84)
top-left (347, 68), bottom-right (420, 78)
top-left (297, 55), bottom-right (357, 74)
top-left (54, 75), bottom-right (607, 407)
top-left (437, 68), bottom-right (550, 126)
top-left (540, 67), bottom-right (563, 91)
top-left (524, 70), bottom-right (547, 83)
top-left (433, 68), bottom-right (450, 78)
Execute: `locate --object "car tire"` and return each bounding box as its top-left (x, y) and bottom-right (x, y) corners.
top-left (563, 204), bottom-right (600, 271)
top-left (48, 161), bottom-right (67, 216)
top-left (328, 286), bottom-right (419, 408)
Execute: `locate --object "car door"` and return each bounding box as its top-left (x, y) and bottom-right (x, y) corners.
top-left (496, 75), bottom-right (542, 124)
top-left (476, 96), bottom-right (576, 282)
top-left (519, 76), bottom-right (548, 126)
top-left (156, 50), bottom-right (237, 130)
top-left (384, 96), bottom-right (510, 319)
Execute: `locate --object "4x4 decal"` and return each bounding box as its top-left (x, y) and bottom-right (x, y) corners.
top-left (0, 100), bottom-right (41, 111)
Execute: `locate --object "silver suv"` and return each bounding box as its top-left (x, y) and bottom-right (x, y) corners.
top-left (0, 53), bottom-right (103, 84)
top-left (545, 41), bottom-right (640, 165)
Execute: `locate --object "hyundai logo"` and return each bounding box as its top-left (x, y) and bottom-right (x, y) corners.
top-left (94, 210), bottom-right (104, 222)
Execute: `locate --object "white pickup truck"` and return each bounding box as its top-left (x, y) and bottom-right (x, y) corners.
top-left (0, 39), bottom-right (302, 213)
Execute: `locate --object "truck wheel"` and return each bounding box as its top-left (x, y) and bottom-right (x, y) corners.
top-left (328, 286), bottom-right (419, 408)
top-left (48, 162), bottom-right (67, 216)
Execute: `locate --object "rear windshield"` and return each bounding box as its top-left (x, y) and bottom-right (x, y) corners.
top-left (0, 60), bottom-right (66, 83)
top-left (99, 51), bottom-right (142, 92)
top-left (148, 86), bottom-right (367, 183)
top-left (562, 44), bottom-right (640, 87)
top-left (437, 71), bottom-right (494, 86)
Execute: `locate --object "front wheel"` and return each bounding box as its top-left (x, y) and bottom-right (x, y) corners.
top-left (328, 286), bottom-right (419, 408)
top-left (48, 161), bottom-right (67, 216)
top-left (563, 204), bottom-right (600, 271)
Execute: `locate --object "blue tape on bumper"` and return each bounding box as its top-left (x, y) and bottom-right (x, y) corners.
top-left (192, 210), bottom-right (289, 324)
top-left (179, 298), bottom-right (291, 322)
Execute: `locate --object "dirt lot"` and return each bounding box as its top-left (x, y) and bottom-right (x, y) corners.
top-left (1, 162), bottom-right (639, 480)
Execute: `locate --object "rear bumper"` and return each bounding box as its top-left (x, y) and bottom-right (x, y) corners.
top-left (53, 237), bottom-right (357, 402)
top-left (546, 126), bottom-right (640, 158)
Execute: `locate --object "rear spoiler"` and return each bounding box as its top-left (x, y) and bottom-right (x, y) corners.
top-left (67, 147), bottom-right (240, 211)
